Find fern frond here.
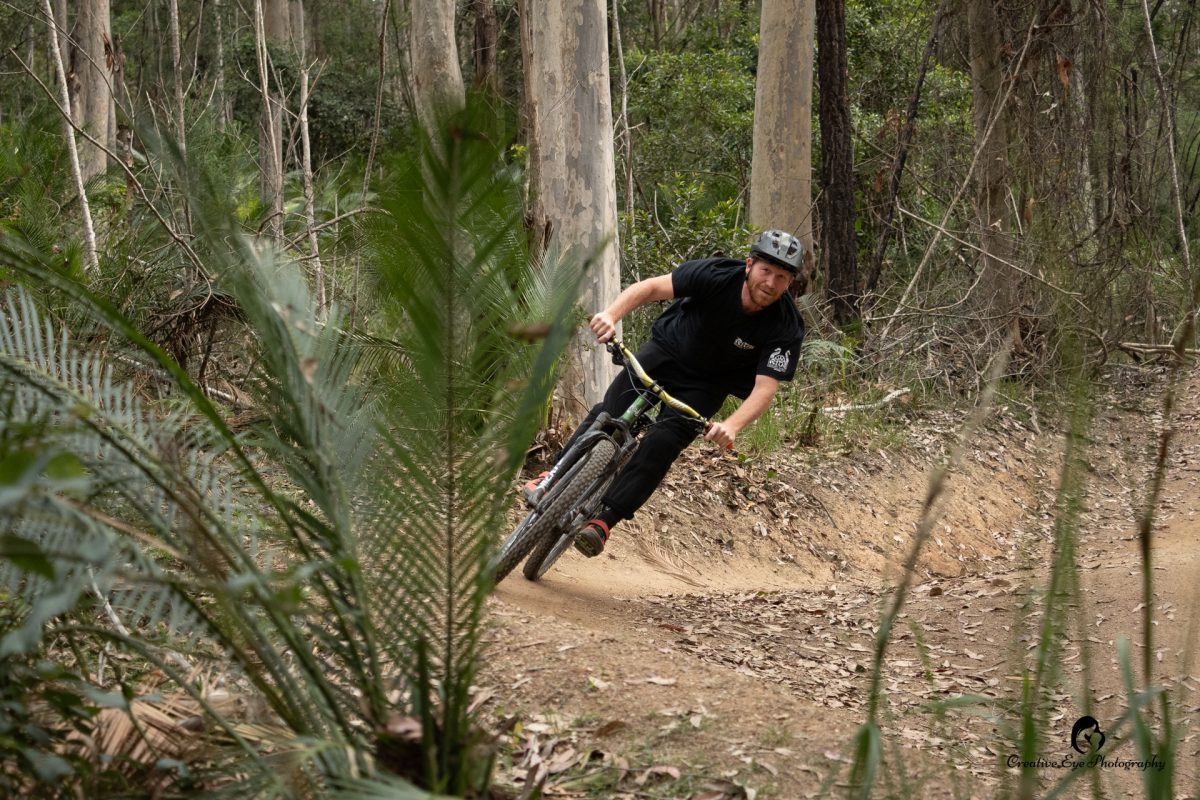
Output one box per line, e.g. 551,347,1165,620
357,98,584,794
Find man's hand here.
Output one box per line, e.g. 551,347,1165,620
590,311,618,343
704,421,737,449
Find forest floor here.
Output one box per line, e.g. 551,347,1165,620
480,364,1200,800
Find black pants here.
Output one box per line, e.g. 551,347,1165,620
560,341,729,523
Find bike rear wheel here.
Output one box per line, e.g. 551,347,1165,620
491,438,617,583
522,438,617,581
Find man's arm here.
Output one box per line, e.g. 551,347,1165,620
589,274,675,342
703,374,781,449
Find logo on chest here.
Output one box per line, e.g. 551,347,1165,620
733,337,755,350
767,347,791,371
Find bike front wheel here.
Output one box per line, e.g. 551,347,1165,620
522,438,617,581
491,437,617,584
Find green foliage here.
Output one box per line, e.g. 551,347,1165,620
0,113,81,279
0,95,580,798
623,47,755,202
620,176,753,345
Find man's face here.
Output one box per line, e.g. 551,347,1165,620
743,257,795,310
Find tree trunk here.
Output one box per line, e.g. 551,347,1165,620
473,0,498,91
52,0,69,87
749,0,816,291
167,0,186,155
968,0,1018,324
42,0,99,273
295,1,326,315
816,0,858,324
214,0,228,131
612,0,637,275
409,0,465,130
257,0,289,240
521,0,621,417
73,0,114,182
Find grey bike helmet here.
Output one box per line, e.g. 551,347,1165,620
749,229,804,274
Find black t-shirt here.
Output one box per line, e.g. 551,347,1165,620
649,257,805,399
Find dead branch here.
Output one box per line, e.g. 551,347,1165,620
821,388,911,414
896,205,1087,306
877,15,1041,342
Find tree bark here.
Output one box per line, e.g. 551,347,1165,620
257,0,289,240
42,0,100,273
73,0,114,182
473,0,499,91
214,0,228,131
521,0,621,416
409,0,466,130
612,0,637,275
749,0,816,292
51,0,69,87
167,0,186,155
295,1,326,315
968,0,1018,324
816,0,858,324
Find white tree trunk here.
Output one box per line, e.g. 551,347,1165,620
295,1,326,315
409,0,465,129
42,0,99,273
522,0,620,415
51,0,69,88
73,0,114,182
257,0,289,239
749,0,815,253
167,0,186,155
214,0,228,130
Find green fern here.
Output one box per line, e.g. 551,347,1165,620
0,95,581,798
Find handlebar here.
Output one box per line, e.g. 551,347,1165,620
607,340,711,426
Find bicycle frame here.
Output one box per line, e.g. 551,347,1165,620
494,338,714,583
527,339,710,510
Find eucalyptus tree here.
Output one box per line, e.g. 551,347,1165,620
750,0,816,280
409,0,466,128
520,0,621,414
63,0,114,182
257,0,292,241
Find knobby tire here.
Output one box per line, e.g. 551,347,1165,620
522,438,618,581
491,438,617,584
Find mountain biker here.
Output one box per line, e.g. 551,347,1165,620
526,229,807,558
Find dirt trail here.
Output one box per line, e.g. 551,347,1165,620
482,368,1200,799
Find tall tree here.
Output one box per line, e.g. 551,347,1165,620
473,0,499,92
42,0,99,273
968,0,1019,328
73,0,115,181
749,0,816,287
816,0,858,323
409,0,466,130
521,0,620,414
256,0,290,240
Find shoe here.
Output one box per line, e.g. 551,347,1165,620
574,519,610,558
522,471,550,506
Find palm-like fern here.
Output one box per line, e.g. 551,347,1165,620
0,96,581,798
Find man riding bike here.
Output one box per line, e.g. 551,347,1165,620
525,229,807,558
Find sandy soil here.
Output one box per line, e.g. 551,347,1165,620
480,366,1200,800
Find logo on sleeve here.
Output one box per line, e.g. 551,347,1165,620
733,337,755,350
767,347,791,371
